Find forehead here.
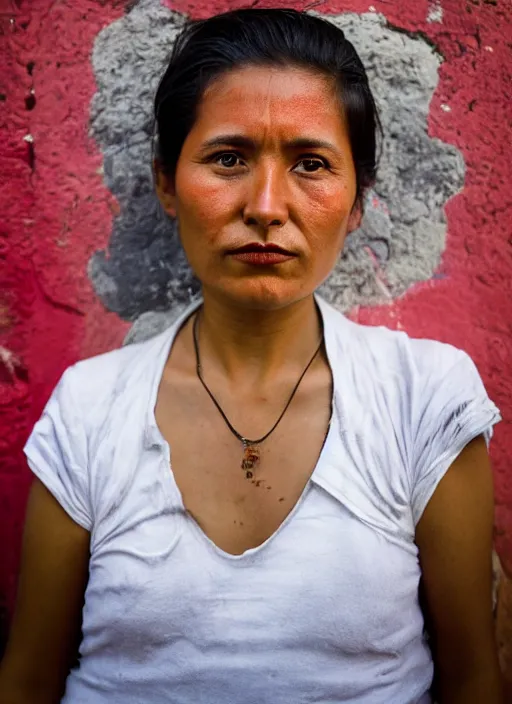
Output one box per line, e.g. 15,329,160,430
194,65,347,140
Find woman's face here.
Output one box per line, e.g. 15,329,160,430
156,65,361,310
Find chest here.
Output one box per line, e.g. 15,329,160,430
155,367,332,555
83,353,425,683
85,479,423,664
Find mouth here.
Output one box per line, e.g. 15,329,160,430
227,242,295,256
226,242,297,266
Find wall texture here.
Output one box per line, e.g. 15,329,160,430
1,0,511,679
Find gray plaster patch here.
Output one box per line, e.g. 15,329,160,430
88,0,464,341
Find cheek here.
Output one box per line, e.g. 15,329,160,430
302,182,355,236
176,167,236,229
298,186,354,271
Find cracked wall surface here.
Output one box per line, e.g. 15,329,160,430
1,0,511,683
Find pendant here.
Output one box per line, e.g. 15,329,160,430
241,442,260,478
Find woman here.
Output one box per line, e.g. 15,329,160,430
0,8,504,704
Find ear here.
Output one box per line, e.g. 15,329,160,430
154,160,177,217
347,199,363,234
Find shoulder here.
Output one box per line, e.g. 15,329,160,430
38,298,202,452
318,294,499,441
317,296,500,530
318,295,468,385
56,329,172,425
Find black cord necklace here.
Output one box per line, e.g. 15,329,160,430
193,310,323,479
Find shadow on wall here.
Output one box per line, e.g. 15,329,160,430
87,0,465,343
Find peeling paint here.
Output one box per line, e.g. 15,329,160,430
426,0,443,23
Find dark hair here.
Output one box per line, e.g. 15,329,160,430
154,8,381,206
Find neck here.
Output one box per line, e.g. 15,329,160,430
196,290,323,388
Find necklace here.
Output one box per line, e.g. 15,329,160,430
193,310,323,479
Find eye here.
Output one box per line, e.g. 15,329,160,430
214,152,242,168
295,157,328,174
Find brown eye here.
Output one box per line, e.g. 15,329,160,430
216,153,240,168
295,158,326,173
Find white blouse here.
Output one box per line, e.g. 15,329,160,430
24,295,501,704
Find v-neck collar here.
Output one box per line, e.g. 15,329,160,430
143,294,349,452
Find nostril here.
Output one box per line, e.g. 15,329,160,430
244,215,283,228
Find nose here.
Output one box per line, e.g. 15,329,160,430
242,162,289,231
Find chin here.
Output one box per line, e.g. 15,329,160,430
206,277,313,311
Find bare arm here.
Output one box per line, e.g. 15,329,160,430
415,435,504,704
0,478,90,704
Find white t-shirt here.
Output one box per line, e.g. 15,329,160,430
24,295,501,704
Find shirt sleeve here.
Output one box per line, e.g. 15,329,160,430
410,347,501,527
24,365,92,531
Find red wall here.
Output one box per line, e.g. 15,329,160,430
1,0,511,673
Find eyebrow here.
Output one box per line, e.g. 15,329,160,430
199,134,340,153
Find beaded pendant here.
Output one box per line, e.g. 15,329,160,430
241,442,260,478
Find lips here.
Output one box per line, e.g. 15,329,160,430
230,245,297,267
227,242,295,256
226,242,297,266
